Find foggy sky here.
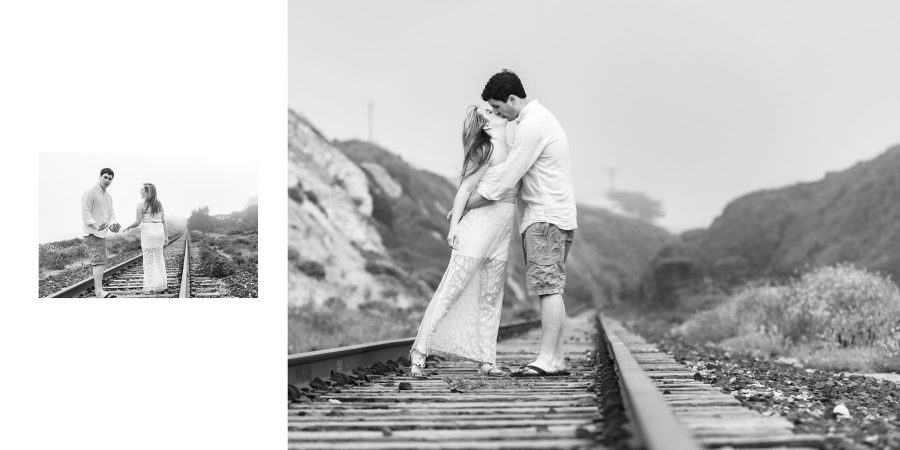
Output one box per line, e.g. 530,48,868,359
290,0,900,231
39,153,258,243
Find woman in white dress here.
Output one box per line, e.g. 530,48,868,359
122,183,168,293
410,105,517,377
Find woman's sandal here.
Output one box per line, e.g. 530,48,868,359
477,363,508,377
410,350,426,377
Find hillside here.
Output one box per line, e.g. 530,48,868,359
288,111,434,309
643,144,900,301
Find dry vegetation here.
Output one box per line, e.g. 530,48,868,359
624,264,900,373
39,235,143,276
187,202,258,297
288,298,425,353
674,264,900,372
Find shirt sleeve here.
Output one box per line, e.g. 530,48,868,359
82,190,96,226
476,123,544,200
109,194,117,224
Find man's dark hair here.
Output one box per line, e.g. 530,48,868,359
481,69,527,102
100,168,114,178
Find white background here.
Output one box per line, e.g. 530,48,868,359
1,1,285,449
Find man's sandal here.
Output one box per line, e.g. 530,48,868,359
512,364,570,377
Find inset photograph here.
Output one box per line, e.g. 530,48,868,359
39,153,258,298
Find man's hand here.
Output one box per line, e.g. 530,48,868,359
109,223,121,233
96,222,108,231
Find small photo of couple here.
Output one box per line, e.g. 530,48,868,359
39,153,259,298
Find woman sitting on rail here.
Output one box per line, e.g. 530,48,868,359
409,106,516,377
122,183,168,294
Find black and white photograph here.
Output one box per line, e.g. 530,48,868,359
39,153,260,298
289,1,900,449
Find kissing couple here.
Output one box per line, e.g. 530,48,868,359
409,69,577,377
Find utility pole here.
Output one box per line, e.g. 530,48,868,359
367,100,374,143
606,167,617,192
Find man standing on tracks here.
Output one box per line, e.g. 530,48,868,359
463,69,578,376
82,168,122,298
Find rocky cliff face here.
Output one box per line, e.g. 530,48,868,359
288,110,431,308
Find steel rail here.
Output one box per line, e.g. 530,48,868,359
288,304,591,386
47,232,186,298
178,232,191,298
288,318,542,386
598,314,702,450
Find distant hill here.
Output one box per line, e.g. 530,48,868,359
643,144,900,301
289,109,674,318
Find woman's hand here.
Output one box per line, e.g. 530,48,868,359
446,224,460,250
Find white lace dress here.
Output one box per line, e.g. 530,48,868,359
140,209,167,292
411,163,517,365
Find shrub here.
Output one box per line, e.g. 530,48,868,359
305,190,320,207
39,246,68,270
288,301,422,353
188,206,218,232
297,260,326,280
323,296,347,311
676,285,789,344
675,263,900,369
786,264,900,349
196,243,237,278
108,236,141,255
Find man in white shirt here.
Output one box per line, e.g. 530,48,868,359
466,70,578,376
82,168,122,297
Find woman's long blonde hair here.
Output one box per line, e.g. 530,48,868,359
142,183,162,215
460,105,493,182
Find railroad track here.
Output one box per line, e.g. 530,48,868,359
185,236,226,298
47,231,224,298
288,311,826,449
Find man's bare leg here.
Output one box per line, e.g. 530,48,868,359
93,265,105,297
524,293,567,372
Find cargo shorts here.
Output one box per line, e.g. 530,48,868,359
522,222,575,296
85,234,108,266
